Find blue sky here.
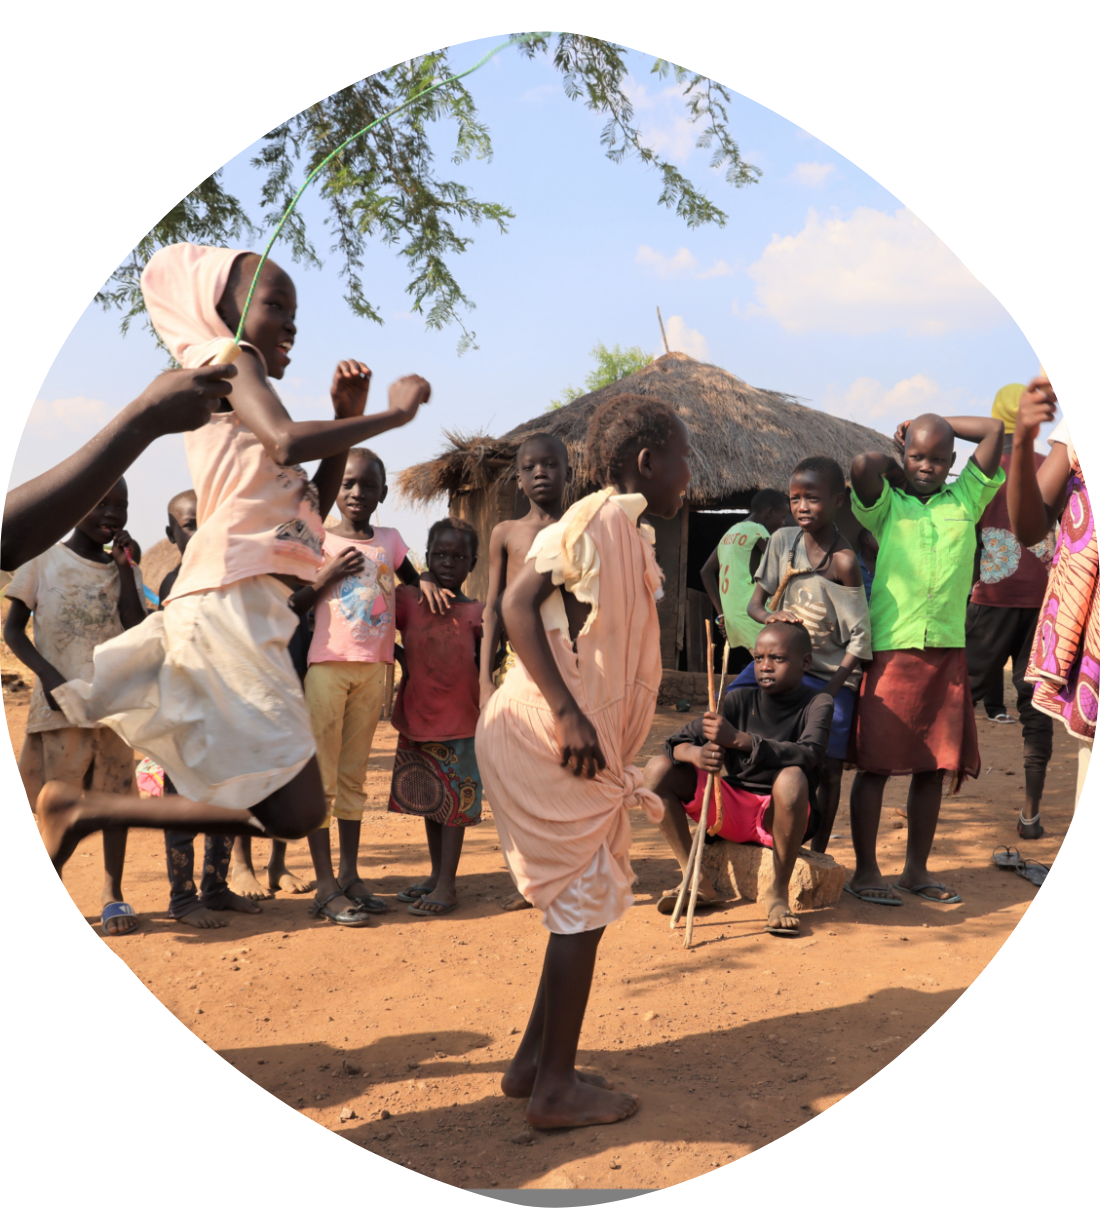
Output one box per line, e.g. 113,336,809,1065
17,35,1043,560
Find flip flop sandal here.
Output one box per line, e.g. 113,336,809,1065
397,883,435,904
309,891,372,927
766,909,800,937
843,882,902,907
992,845,1023,870
1016,860,1050,887
339,882,390,913
656,888,721,915
100,901,139,936
408,898,459,918
895,882,962,904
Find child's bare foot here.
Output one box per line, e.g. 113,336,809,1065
502,892,533,912
656,873,721,915
269,868,312,894
210,891,262,915
36,780,86,870
176,906,228,929
501,1062,612,1099
227,864,274,900
526,1075,639,1129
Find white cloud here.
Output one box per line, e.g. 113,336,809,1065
622,76,699,165
820,374,985,436
519,83,558,104
635,245,732,280
789,162,836,187
662,315,709,361
743,207,1010,335
23,395,115,434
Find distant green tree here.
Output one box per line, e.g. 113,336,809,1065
96,36,759,354
548,341,654,410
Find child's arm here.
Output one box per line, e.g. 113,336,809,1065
2,598,67,710
109,530,147,629
942,415,1005,478
396,557,452,615
288,546,364,616
706,699,831,772
819,547,869,697
699,547,725,635
501,561,605,778
228,351,429,466
479,524,510,703
850,451,906,507
1008,377,1072,546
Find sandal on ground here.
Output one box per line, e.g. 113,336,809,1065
408,898,459,918
396,883,434,904
308,891,372,927
842,882,902,907
656,887,721,915
1016,860,1050,887
339,881,390,913
766,908,800,937
992,845,1023,870
990,713,1017,724
895,881,962,904
1017,811,1045,841
100,901,139,936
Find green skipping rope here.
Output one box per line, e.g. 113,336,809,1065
232,32,548,344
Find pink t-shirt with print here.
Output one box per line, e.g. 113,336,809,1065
307,527,409,665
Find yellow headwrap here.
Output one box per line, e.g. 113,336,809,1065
991,383,1025,435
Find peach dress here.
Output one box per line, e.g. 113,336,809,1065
475,490,665,934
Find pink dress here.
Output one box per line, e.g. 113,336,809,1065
475,491,665,934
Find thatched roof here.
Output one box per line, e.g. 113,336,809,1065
398,352,897,507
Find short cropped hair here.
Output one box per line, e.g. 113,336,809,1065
167,488,197,519
427,516,479,559
516,433,569,466
791,456,845,496
750,488,789,514
760,619,812,660
584,394,680,488
347,446,386,484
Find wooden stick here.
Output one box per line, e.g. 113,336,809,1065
707,642,731,837
657,306,670,356
682,621,720,947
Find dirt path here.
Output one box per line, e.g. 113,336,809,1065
3,674,1074,1193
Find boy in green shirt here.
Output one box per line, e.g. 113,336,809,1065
700,489,791,660
846,412,1005,906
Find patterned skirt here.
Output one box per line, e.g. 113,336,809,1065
388,734,483,827
1026,461,1098,742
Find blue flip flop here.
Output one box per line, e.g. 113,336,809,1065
101,901,139,936
895,882,962,904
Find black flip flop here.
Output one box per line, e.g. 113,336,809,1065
408,898,459,918
339,881,390,913
309,891,372,927
397,883,434,904
766,908,800,937
843,882,902,907
1016,860,1050,887
992,845,1023,871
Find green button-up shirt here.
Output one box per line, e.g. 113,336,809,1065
852,458,1005,651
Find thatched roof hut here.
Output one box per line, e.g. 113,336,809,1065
398,352,896,672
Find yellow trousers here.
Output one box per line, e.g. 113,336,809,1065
304,661,387,824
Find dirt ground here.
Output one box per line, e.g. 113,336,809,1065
2,662,1073,1194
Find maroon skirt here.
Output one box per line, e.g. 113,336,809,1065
852,648,980,792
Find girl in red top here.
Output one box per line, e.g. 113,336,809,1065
389,519,484,917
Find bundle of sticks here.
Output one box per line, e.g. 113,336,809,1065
669,618,730,948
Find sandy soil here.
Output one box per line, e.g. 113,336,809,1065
3,666,1073,1193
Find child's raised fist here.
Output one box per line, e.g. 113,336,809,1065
331,359,372,418
388,375,432,423
1015,376,1058,443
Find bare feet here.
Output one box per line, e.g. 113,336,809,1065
525,1075,639,1129
36,780,86,870
269,868,312,894
656,877,721,915
209,891,262,915
227,864,274,900
765,897,799,937
176,905,228,929
502,892,533,912
502,1063,612,1099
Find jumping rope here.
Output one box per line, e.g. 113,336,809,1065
211,32,550,362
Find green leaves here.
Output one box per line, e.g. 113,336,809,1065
99,37,759,354
548,341,654,409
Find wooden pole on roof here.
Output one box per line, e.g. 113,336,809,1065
657,307,670,355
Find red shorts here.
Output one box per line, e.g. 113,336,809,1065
682,769,810,847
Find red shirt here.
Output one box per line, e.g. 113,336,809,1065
970,448,1055,609
391,586,483,741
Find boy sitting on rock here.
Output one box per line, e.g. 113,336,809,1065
644,620,832,937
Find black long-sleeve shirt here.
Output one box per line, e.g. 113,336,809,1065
663,684,833,797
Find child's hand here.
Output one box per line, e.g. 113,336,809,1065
331,359,372,418
418,578,454,615
388,375,431,425
714,614,726,636
893,419,912,457
765,610,802,626
1015,376,1058,443
136,363,237,434
692,741,725,775
321,546,365,585
39,665,67,712
701,711,738,748
110,530,137,569
556,707,606,779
